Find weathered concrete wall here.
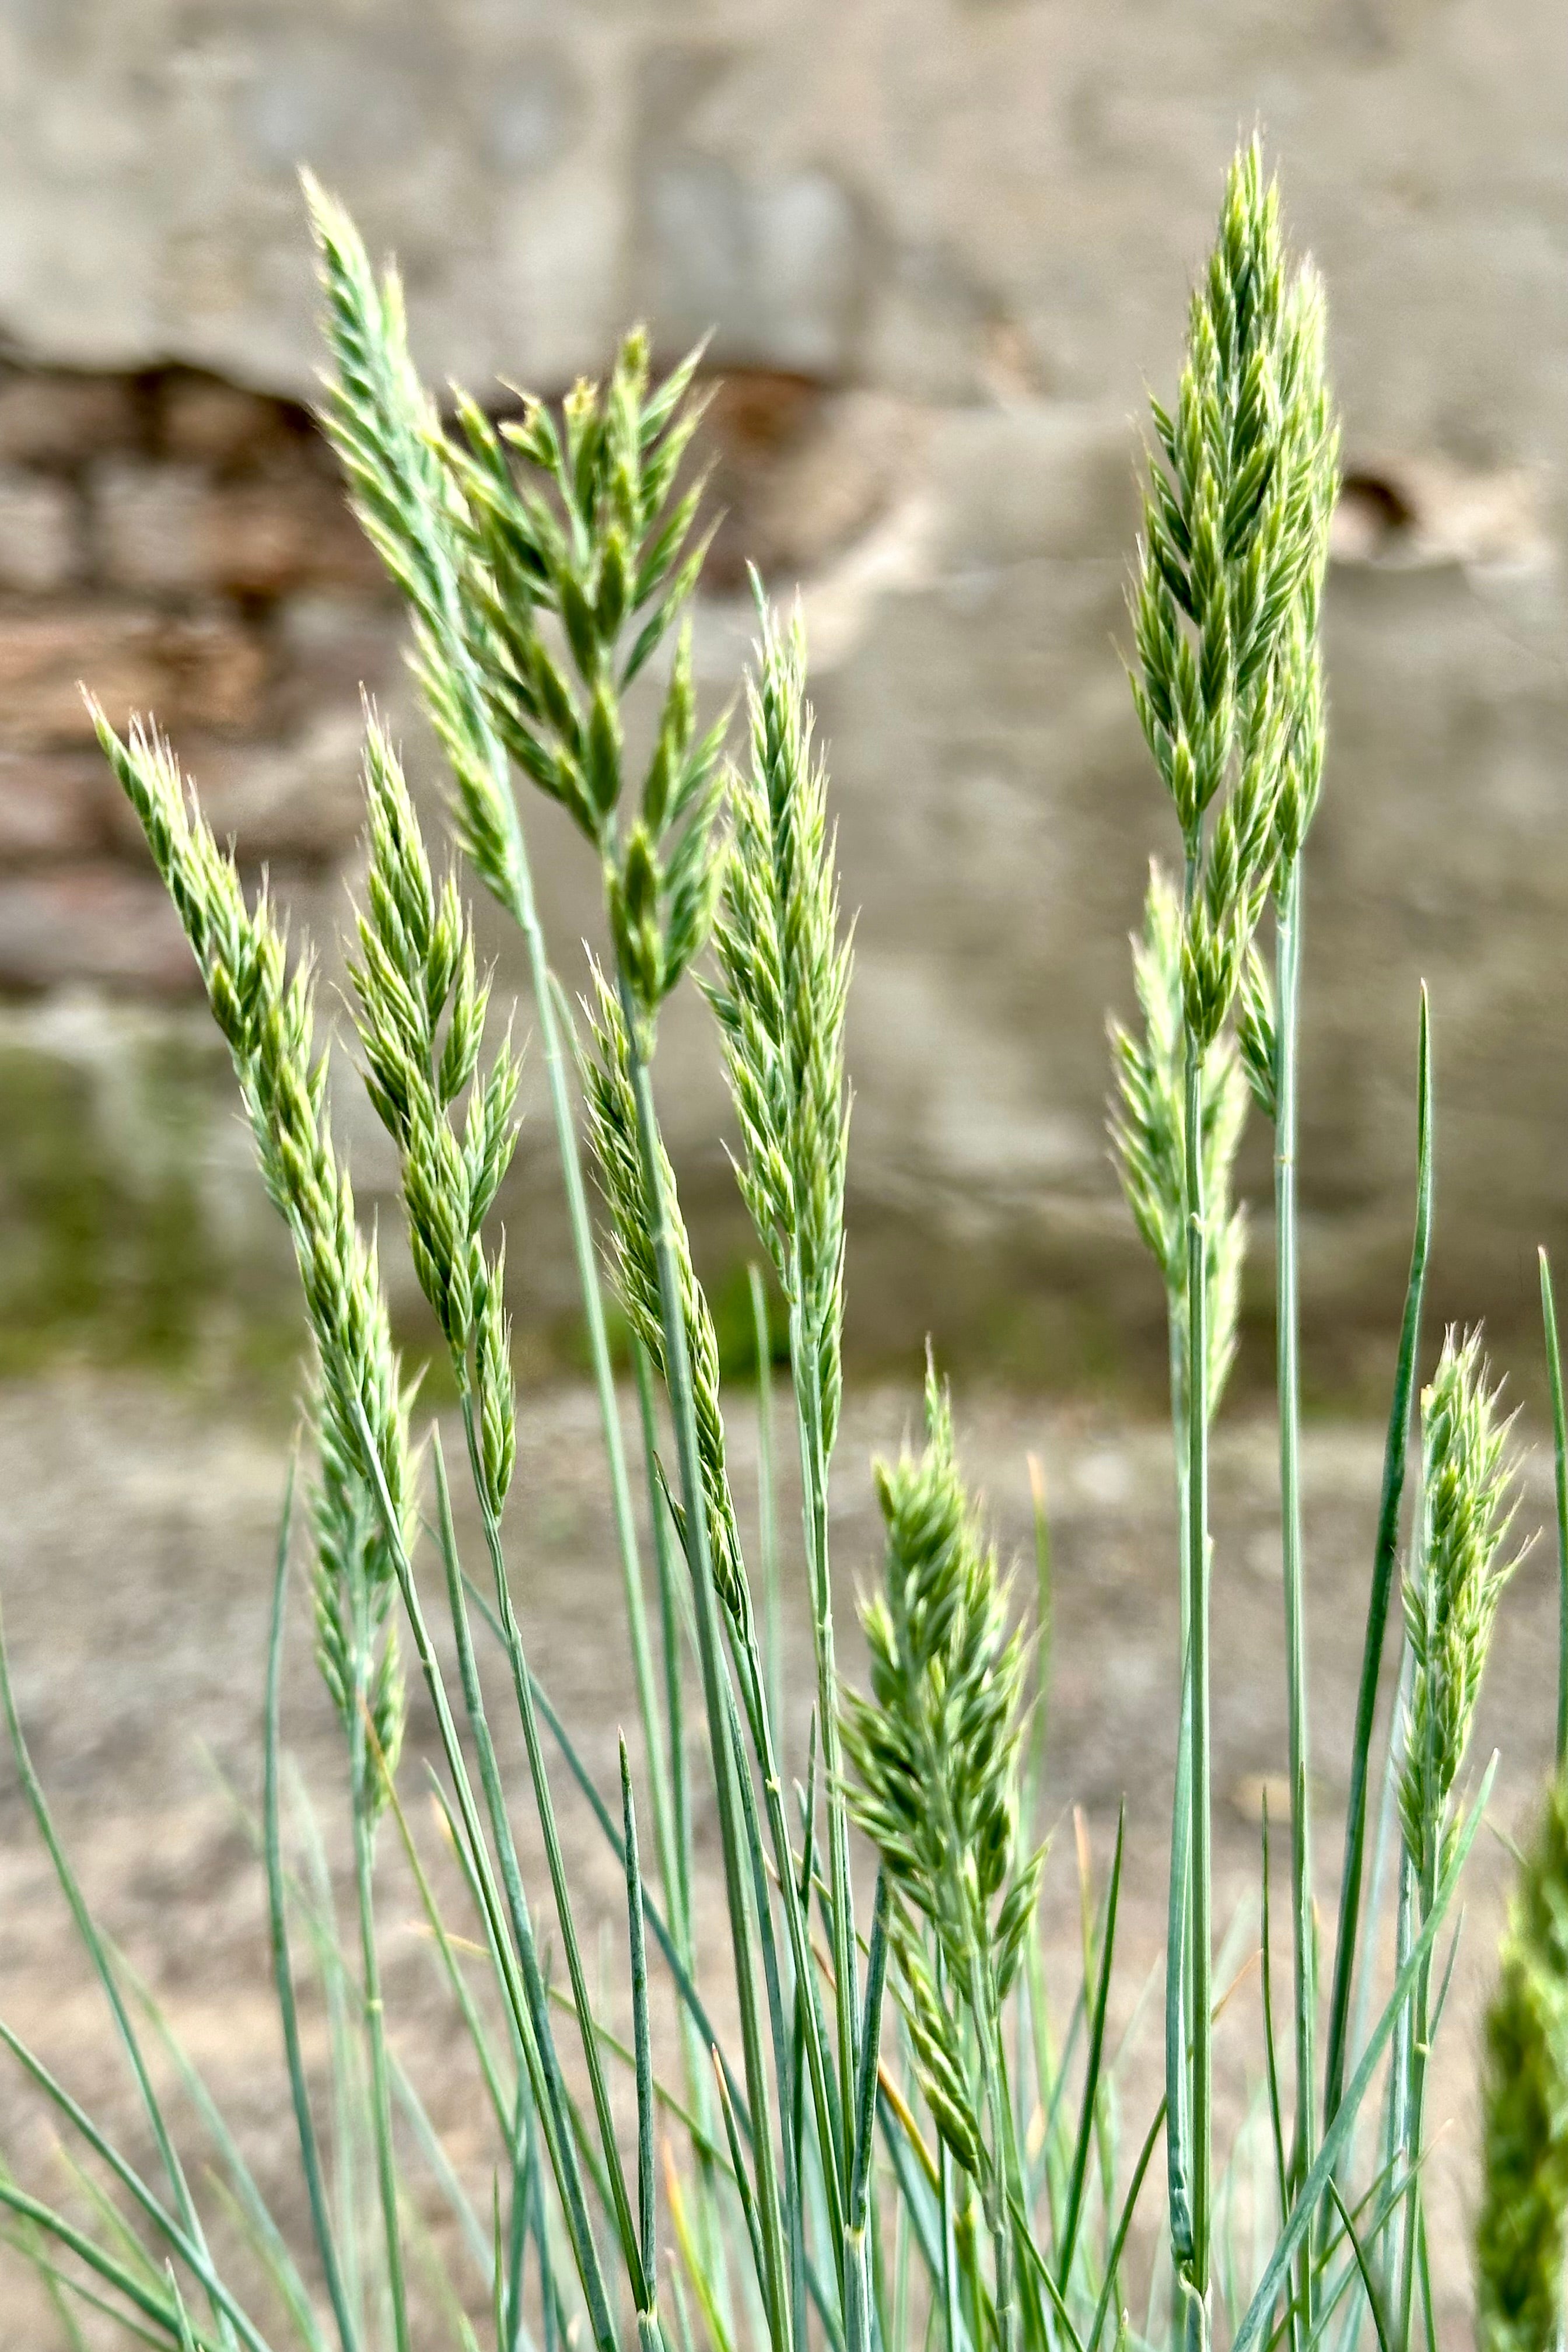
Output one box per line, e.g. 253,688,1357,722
1,4,1566,1385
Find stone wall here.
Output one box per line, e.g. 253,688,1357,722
1,4,1567,1389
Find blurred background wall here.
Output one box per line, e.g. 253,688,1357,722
1,1,1566,1393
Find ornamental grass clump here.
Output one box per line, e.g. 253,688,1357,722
0,132,1557,2352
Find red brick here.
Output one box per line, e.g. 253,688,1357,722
174,713,368,862
0,373,142,467
157,613,269,731
0,865,197,995
156,374,296,468
201,468,380,596
0,752,116,859
0,603,268,746
0,470,81,592
97,460,380,598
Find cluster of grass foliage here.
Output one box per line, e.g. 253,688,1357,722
1,138,1566,2352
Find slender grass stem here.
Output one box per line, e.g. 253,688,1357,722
1182,1027,1213,2330
1233,1760,1494,2352
751,1267,785,1742
1323,992,1432,2137
348,1751,410,2352
729,1630,849,2242
353,1407,620,2352
1274,862,1315,2330
978,2004,1019,2352
621,987,792,2352
1394,1856,1437,2352
1165,1293,1195,2292
453,1405,652,2315
634,1343,695,1949
790,1278,859,2192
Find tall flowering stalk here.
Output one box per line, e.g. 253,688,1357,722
707,592,858,2172
96,707,418,2352
1391,1330,1522,2341
1126,138,1338,2342
842,1366,1043,2352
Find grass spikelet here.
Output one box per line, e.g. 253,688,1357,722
842,1362,1042,2168
1476,1774,1568,2352
1399,1328,1524,1881
441,332,728,1019
346,715,522,1513
707,589,851,1454
1130,136,1338,1036
579,961,746,1620
1108,859,1248,1415
304,173,523,910
94,705,412,1798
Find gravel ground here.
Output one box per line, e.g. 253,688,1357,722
0,1367,1558,2347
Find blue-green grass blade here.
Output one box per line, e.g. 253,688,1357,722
1323,988,1432,2134
290,1762,366,2338
667,2142,741,2352
529,2121,561,2352
1259,1798,1294,2346
716,1657,812,2352
789,1298,859,2215
876,2088,960,2337
428,1448,626,2344
1286,2162,1418,2352
0,2224,171,2352
1008,2193,1087,2352
0,2021,272,2352
542,1982,736,2177
1325,2176,1392,2352
0,2164,99,2352
844,1874,892,2352
119,1958,325,2350
0,1592,236,2352
1058,1807,1125,2290
53,2141,169,2288
1233,1755,1494,2352
751,1265,785,1742
634,1342,695,1951
1165,1633,1195,2273
447,1413,649,2314
354,1400,617,2352
388,2050,492,2281
1427,1905,1465,2045
501,1612,752,2136
347,1679,410,2352
259,1483,359,2352
1415,2207,1436,2352
1085,2095,1166,2352
710,2048,770,2302
169,2269,201,2352
621,1737,659,2305
850,1873,892,2232
503,2097,535,2352
454,1573,747,2150
201,2170,330,2351
373,1748,515,2136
